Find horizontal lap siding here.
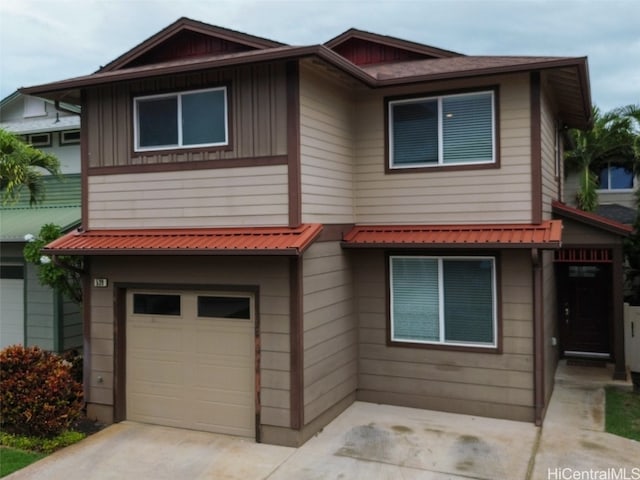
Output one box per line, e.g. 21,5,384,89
303,242,357,424
88,166,288,228
300,63,355,224
86,64,287,168
354,74,532,224
87,256,291,428
540,88,559,219
354,249,535,422
542,249,558,408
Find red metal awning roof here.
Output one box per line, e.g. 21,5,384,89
44,224,323,256
342,221,563,249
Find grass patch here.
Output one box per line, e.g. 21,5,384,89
0,447,45,478
605,386,640,441
0,430,86,478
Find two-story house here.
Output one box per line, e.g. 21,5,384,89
0,92,82,352
22,18,631,447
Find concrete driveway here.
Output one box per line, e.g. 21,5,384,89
6,362,639,480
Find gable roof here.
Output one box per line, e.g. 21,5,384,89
325,28,461,65
99,17,285,73
552,200,633,236
19,18,592,129
0,174,82,242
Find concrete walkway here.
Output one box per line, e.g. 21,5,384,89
531,361,639,479
6,361,639,480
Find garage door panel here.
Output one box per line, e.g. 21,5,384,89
194,365,253,391
194,403,253,435
129,359,184,385
129,323,185,351
127,290,255,438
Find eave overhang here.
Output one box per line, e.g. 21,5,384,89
20,45,591,129
341,221,564,250
43,224,324,256
552,201,633,237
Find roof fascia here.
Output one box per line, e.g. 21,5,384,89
324,28,461,58
99,17,285,73
552,201,632,236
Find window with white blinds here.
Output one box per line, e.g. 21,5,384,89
389,90,495,169
390,256,497,347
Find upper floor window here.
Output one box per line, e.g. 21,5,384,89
389,255,497,349
388,90,495,169
596,163,634,191
133,87,228,152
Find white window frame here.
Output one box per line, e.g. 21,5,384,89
27,132,51,147
389,255,498,348
388,90,496,169
60,130,81,145
133,86,228,152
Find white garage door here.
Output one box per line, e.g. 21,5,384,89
0,265,25,348
126,290,255,437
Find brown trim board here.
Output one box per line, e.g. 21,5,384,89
81,90,89,230
530,71,542,225
287,60,302,227
532,248,545,425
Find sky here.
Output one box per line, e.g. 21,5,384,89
0,0,638,112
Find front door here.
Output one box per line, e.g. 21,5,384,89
557,264,611,357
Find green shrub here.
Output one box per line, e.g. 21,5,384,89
0,345,83,438
61,348,83,385
0,430,86,454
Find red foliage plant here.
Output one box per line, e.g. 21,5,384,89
0,345,83,437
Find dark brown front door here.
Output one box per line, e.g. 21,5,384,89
557,264,611,356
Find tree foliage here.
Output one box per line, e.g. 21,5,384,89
564,104,640,211
0,128,61,205
23,224,83,304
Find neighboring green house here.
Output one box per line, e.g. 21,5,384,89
0,92,82,351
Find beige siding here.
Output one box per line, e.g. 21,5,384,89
86,64,287,168
87,256,290,428
540,88,560,219
354,74,533,225
299,62,355,223
542,249,558,409
302,242,357,424
87,165,288,228
353,249,534,422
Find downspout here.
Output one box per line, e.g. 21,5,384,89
532,248,545,425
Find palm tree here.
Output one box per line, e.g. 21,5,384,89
564,104,640,211
0,128,61,205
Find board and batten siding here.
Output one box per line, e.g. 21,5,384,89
354,74,533,225
302,241,357,424
353,249,535,422
85,64,288,169
87,166,288,229
299,62,355,224
60,294,82,351
86,256,291,429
